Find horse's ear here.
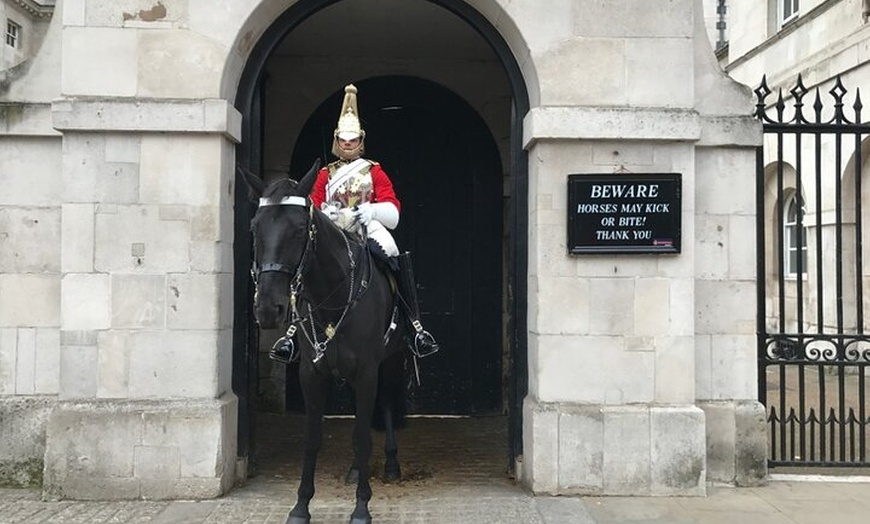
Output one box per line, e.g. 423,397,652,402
236,164,265,202
296,159,321,196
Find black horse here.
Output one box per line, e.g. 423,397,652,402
240,160,408,524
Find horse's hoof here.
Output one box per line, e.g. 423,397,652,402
345,467,360,485
285,508,311,524
349,502,371,524
384,467,401,483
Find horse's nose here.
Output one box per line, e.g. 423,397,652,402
255,301,283,330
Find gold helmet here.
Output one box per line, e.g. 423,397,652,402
334,84,365,141
332,84,366,160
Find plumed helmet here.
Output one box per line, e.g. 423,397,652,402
334,84,365,140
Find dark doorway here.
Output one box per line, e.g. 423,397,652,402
285,76,504,415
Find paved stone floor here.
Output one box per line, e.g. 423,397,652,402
3,415,870,523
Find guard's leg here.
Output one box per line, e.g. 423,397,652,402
396,252,439,357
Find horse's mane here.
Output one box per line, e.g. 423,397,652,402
251,178,307,233
262,177,301,202
255,174,350,239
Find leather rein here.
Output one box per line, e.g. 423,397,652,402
252,195,373,363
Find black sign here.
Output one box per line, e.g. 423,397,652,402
568,173,681,254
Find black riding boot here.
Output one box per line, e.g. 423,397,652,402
396,252,439,358
269,325,299,364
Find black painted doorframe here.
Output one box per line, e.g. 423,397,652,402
232,0,530,466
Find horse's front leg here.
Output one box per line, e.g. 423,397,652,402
349,369,378,524
287,369,329,524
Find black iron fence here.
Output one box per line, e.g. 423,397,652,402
756,74,870,467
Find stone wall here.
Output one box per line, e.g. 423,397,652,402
42,396,237,500
0,108,62,486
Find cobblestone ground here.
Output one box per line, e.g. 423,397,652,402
2,415,558,524
0,490,167,524
231,413,539,523
0,485,558,524
9,414,870,523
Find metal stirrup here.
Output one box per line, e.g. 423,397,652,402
411,320,439,358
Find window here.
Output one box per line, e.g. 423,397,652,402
784,194,807,277
780,0,799,25
6,20,20,48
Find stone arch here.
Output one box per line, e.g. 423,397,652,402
219,0,537,109
226,0,533,461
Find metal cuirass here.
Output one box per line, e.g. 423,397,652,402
327,162,373,208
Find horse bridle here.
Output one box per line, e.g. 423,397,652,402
251,195,315,316
252,194,371,363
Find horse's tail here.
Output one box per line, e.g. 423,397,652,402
372,349,408,431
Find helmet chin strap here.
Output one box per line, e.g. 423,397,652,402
332,138,365,161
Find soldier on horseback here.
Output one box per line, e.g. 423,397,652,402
272,83,438,363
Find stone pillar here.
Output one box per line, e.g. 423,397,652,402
692,0,768,486
520,110,707,495
28,0,247,499
515,0,766,495
43,98,242,499
0,103,63,487
0,0,63,488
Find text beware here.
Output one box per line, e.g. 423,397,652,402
589,184,660,199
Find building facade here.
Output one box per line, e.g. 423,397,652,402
0,0,765,499
1,1,54,76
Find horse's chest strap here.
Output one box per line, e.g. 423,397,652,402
305,278,369,363
296,241,370,363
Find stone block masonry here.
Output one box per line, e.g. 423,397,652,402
42,394,237,500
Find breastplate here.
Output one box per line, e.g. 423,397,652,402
329,166,373,208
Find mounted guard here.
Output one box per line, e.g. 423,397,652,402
271,84,439,365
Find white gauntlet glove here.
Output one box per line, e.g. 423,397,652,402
322,202,359,232
353,203,375,226
353,202,399,229
321,202,343,222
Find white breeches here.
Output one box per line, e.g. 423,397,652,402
330,208,399,256
366,220,399,257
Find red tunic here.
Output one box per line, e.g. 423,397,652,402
310,161,401,212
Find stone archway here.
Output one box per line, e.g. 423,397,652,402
231,0,530,473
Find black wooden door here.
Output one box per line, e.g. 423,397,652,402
288,76,503,414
